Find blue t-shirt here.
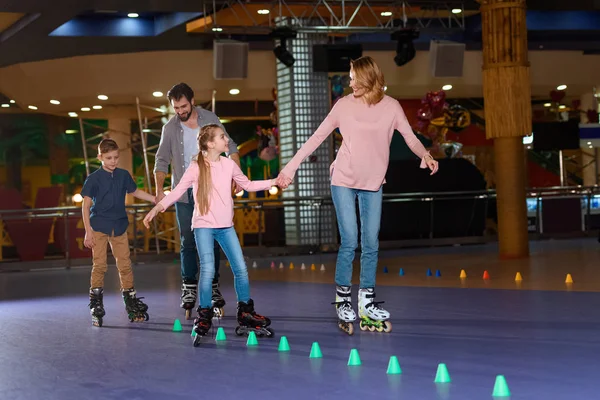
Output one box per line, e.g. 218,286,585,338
80,167,137,236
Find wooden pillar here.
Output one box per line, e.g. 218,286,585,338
480,0,531,258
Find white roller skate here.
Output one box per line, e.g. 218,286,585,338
358,288,392,333
331,285,357,335
180,281,197,320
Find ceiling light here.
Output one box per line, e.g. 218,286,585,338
384,86,388,92
68,112,78,117
97,95,108,100
452,8,462,14
28,105,38,110
152,91,163,97
1,104,9,108
50,99,60,105
442,84,453,91
257,9,270,15
81,107,91,111
65,130,78,134
235,190,244,197
269,186,279,195
212,27,223,32
92,105,102,110
544,103,551,107
127,13,139,18
558,105,566,109
557,84,567,91
229,88,240,95
9,100,15,104
587,142,592,145
381,11,392,17
72,193,83,203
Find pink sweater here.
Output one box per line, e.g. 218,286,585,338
158,156,274,228
280,94,430,191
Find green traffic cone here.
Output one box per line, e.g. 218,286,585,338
278,336,290,352
172,319,183,332
190,328,196,337
347,349,362,366
309,342,323,358
386,356,402,374
434,363,451,383
215,327,227,341
246,331,258,346
492,375,511,397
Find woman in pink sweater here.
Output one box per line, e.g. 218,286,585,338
277,56,439,335
144,124,275,345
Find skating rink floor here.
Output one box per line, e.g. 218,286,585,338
1,238,600,400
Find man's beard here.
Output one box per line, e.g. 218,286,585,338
179,112,191,122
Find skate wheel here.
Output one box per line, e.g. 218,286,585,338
359,320,368,331
185,309,192,320
192,334,202,347
338,321,354,336
92,318,103,327
213,307,224,319
144,313,150,321
234,326,245,336
368,325,376,332
383,321,392,333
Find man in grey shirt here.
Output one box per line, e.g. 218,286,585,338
154,83,240,319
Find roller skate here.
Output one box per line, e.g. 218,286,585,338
180,280,198,320
357,288,392,333
211,282,226,318
192,307,213,347
234,299,274,338
331,285,356,335
122,288,149,322
88,287,106,327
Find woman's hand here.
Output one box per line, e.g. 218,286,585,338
424,155,439,175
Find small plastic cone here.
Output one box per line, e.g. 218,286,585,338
459,269,467,278
279,262,284,269
483,270,490,280
311,263,316,271
435,269,441,277
427,268,432,276
434,363,451,383
492,375,511,397
246,331,258,346
399,268,405,276
347,349,362,366
252,261,257,269
278,336,290,352
216,327,227,341
386,356,402,374
270,261,275,268
565,273,573,283
289,262,294,270
172,319,183,332
515,272,523,281
301,263,306,270
320,264,326,271
383,266,388,273
309,342,322,358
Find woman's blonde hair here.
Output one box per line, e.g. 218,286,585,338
349,56,385,105
195,124,222,216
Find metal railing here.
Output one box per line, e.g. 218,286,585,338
0,185,599,266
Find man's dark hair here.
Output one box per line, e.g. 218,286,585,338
167,83,194,103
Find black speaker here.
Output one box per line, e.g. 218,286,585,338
312,44,363,72
532,119,580,151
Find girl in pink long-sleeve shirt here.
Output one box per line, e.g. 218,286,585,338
277,56,439,335
144,124,275,344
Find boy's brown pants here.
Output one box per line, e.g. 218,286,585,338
90,231,134,290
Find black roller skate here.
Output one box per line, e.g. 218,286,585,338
234,299,274,338
88,287,106,327
181,280,198,320
192,307,213,347
211,282,226,319
122,288,149,322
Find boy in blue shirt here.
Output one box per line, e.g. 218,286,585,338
81,138,155,327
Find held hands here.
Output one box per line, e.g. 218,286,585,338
143,204,164,228
275,172,293,189
424,154,439,175
155,191,166,204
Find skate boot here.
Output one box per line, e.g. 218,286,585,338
192,307,214,347
331,285,357,335
235,299,274,338
211,282,226,318
180,280,198,320
358,288,392,333
88,287,106,327
122,288,149,322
